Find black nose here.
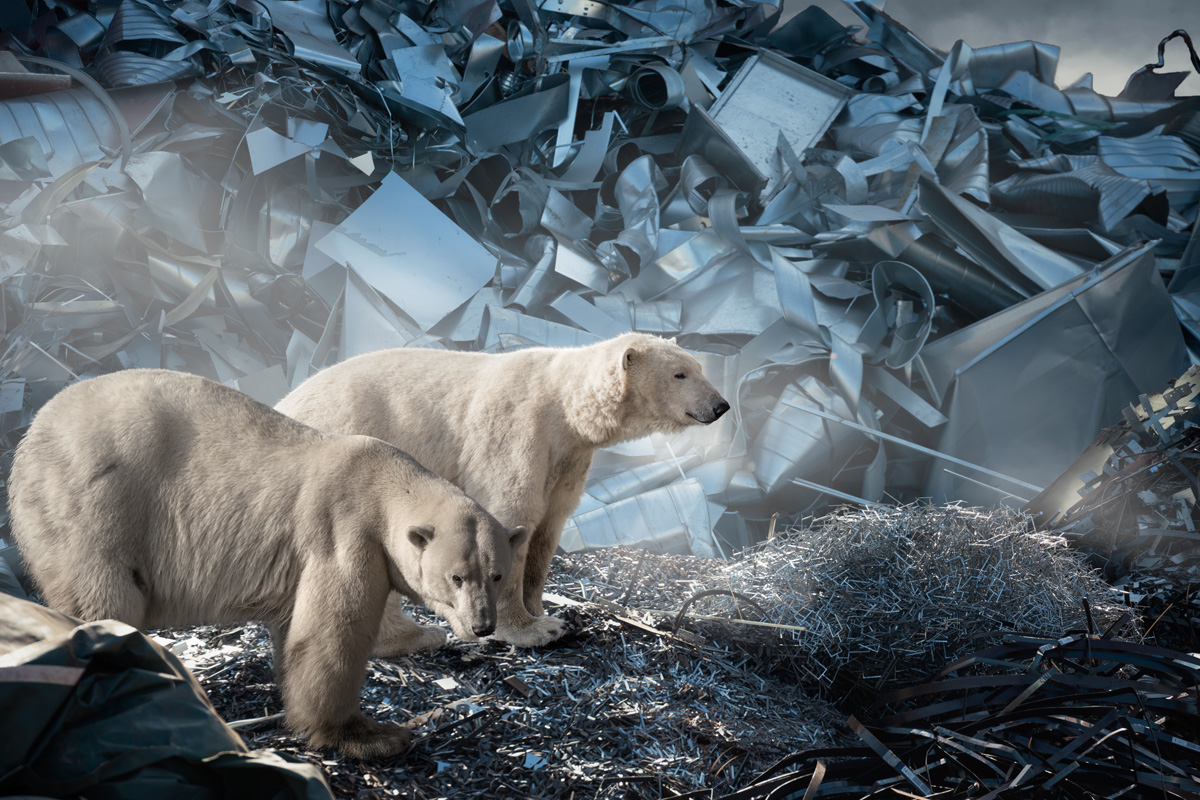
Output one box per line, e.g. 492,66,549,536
473,623,495,638
712,399,730,420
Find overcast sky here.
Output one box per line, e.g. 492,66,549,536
790,0,1199,97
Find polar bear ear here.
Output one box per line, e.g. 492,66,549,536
508,525,529,549
667,336,677,344
407,526,434,550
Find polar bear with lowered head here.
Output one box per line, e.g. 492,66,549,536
9,369,526,759
276,332,729,650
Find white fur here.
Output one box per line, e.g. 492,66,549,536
9,369,526,758
276,333,728,647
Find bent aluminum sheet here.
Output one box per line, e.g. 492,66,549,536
315,173,498,331
921,243,1188,505
559,478,721,558
0,87,121,178
263,0,360,74
690,50,851,184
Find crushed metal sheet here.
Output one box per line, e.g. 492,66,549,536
922,242,1187,505
315,173,497,331
695,50,852,185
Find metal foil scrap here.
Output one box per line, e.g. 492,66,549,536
0,1,1198,559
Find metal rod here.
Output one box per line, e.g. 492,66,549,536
941,468,1030,504
783,400,1045,493
791,477,880,507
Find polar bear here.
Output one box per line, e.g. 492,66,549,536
8,369,527,759
276,332,729,649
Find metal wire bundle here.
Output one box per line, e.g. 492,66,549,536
698,504,1130,691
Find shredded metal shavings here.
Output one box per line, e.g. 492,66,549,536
159,552,843,800
685,504,1131,698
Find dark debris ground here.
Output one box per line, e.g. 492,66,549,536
159,552,844,800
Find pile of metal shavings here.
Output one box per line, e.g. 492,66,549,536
1029,364,1200,652
155,554,845,800
678,633,1200,800
679,504,1134,701
2,1,1200,558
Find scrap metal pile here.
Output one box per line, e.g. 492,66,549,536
1029,364,1200,652
691,504,1129,694
165,561,845,800
1,0,1199,554
692,632,1200,799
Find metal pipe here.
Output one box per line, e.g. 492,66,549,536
784,400,1045,493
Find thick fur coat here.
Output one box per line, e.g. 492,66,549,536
276,333,729,648
9,369,526,758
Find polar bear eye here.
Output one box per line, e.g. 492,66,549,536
674,373,686,380
451,575,463,587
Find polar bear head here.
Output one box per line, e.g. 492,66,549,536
403,503,528,641
584,333,730,443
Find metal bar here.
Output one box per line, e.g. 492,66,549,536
783,400,1045,493
942,468,1031,504
790,477,881,507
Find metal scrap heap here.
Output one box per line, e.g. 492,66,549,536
1,2,1198,553
1029,364,1200,652
696,504,1129,692
2,3,1200,798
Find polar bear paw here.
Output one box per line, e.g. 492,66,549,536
373,622,448,658
314,716,413,759
492,614,569,647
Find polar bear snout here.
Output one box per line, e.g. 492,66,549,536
454,591,497,640
688,395,730,424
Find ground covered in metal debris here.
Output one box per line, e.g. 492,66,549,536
164,561,843,799
155,504,1200,800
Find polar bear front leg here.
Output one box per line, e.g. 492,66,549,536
520,468,589,617
373,592,447,657
284,566,412,758
491,527,569,647
521,515,569,617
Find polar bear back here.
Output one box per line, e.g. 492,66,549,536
276,334,728,523
277,346,581,498
9,369,414,627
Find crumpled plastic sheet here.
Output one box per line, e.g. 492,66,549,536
0,0,1196,555
0,593,333,799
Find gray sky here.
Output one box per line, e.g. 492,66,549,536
792,0,1199,97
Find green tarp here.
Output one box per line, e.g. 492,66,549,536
0,594,332,800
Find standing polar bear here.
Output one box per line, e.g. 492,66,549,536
276,332,729,649
9,369,526,759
